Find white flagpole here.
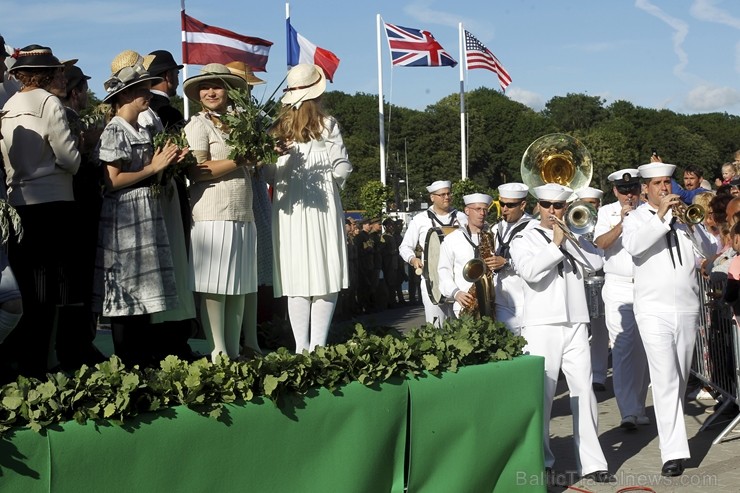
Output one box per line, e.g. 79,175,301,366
377,14,387,186
458,23,467,181
181,0,190,119
286,2,291,70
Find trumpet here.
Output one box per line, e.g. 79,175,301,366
672,202,705,225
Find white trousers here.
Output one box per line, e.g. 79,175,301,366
602,277,649,419
522,323,608,475
421,278,452,327
636,311,697,463
495,303,521,337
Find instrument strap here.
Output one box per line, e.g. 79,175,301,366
535,229,577,277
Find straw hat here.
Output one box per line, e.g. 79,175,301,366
102,50,162,103
9,45,63,72
280,63,326,106
225,61,265,86
182,63,248,103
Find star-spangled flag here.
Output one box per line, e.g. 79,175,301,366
287,19,340,82
181,12,272,71
464,30,511,91
384,23,457,68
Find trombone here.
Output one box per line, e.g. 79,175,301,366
549,200,598,246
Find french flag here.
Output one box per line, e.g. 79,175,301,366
286,19,340,82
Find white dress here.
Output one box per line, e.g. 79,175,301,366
265,116,352,297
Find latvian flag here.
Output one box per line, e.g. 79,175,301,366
287,19,340,82
182,13,272,71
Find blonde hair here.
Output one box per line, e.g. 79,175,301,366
271,99,327,143
692,191,715,210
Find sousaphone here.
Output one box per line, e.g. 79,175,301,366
521,133,593,193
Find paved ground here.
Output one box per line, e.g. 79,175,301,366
96,303,740,492
334,304,740,493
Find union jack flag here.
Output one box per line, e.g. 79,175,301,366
384,23,457,68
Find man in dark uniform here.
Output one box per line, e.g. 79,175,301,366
145,50,185,129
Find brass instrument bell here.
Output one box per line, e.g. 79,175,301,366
521,133,593,193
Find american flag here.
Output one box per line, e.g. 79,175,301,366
464,30,511,91
384,23,457,68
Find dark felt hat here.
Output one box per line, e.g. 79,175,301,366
145,50,183,77
9,44,63,72
0,36,9,57
63,63,91,91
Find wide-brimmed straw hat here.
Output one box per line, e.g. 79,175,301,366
182,63,249,103
9,44,63,72
280,63,326,106
224,61,265,86
102,50,162,103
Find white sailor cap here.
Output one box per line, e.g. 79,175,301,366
576,187,603,200
637,162,676,179
534,183,573,202
497,182,528,199
427,180,452,193
463,193,493,206
607,168,640,185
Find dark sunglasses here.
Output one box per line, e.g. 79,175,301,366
538,201,566,210
616,185,640,194
499,201,523,208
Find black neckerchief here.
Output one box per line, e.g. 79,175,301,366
496,219,532,259
649,210,682,268
535,228,577,277
427,208,458,227
462,225,481,256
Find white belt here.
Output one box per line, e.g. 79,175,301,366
605,273,634,283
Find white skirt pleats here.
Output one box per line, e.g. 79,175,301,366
190,220,257,295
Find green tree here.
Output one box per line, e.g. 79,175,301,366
359,180,391,219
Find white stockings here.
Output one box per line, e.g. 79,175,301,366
287,293,338,354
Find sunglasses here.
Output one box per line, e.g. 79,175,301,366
499,201,523,208
538,201,566,210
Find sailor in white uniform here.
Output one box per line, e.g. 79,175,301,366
575,186,609,392
622,162,715,477
398,180,467,326
438,193,494,317
488,183,535,336
593,169,650,430
510,184,612,483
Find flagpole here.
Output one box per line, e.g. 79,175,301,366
181,0,190,120
377,14,387,186
458,23,467,181
286,2,291,70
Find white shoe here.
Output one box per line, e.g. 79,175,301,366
620,415,637,430
696,389,714,400
636,415,650,425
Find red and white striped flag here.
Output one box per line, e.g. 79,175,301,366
464,30,511,91
181,12,273,71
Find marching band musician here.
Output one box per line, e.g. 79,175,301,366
399,180,467,326
437,193,494,317
510,183,613,483
593,169,650,430
488,183,535,336
622,162,715,477
575,186,609,393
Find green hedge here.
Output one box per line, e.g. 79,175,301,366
0,316,525,434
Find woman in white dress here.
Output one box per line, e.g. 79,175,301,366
182,64,257,362
267,64,352,353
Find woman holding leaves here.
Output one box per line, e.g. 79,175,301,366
182,64,257,362
267,64,352,354
93,50,187,366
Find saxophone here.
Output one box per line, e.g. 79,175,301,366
460,228,496,318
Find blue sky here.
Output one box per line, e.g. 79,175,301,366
2,0,740,114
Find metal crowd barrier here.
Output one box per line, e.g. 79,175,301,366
691,270,740,444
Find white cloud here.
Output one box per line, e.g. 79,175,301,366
684,84,740,112
506,87,545,112
635,0,690,80
404,0,494,38
690,0,740,29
